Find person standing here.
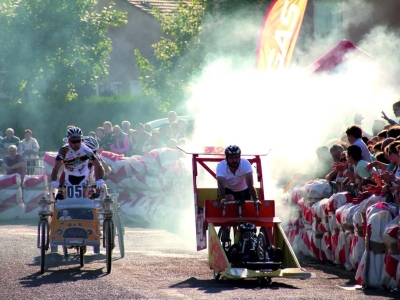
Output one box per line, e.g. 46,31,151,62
0,128,20,158
19,129,40,175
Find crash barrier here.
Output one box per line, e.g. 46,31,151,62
0,149,192,224
0,173,48,220
284,179,400,290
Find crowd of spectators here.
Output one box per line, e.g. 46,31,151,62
94,110,190,157
0,110,192,180
305,99,400,204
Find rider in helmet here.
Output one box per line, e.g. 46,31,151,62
83,136,111,182
51,127,105,198
216,145,259,203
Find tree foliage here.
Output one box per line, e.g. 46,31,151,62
0,0,127,103
134,0,271,112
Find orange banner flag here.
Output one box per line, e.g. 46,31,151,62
256,0,308,71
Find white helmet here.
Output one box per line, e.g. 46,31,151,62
83,136,99,151
66,127,83,139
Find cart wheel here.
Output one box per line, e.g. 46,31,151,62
213,270,221,280
104,220,113,273
115,210,125,258
257,277,272,286
217,227,231,252
79,247,85,267
260,227,271,249
256,232,267,261
63,246,68,258
40,220,48,274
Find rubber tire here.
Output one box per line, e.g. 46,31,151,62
213,270,221,280
114,211,125,258
260,226,272,251
217,227,231,252
256,232,267,261
40,221,47,274
105,220,113,273
63,246,68,258
79,247,85,267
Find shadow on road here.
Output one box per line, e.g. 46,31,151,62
170,276,300,293
22,251,120,285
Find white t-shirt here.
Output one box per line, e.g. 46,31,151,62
353,138,371,162
216,158,253,192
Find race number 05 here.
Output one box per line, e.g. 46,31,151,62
66,185,83,198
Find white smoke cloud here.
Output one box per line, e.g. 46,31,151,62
184,3,400,202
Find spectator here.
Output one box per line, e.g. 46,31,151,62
178,138,187,146
175,119,187,140
345,124,371,162
170,122,178,140
372,120,386,136
377,141,400,188
129,129,138,151
88,131,97,139
329,144,345,163
294,146,335,181
0,128,20,158
167,111,178,124
99,121,114,152
110,125,130,156
133,123,150,155
143,131,166,153
167,138,178,149
381,99,400,125
372,141,383,155
333,145,373,190
96,127,105,153
159,123,171,145
121,120,131,134
2,145,26,182
19,129,40,175
144,123,152,134
377,130,387,141
386,126,400,139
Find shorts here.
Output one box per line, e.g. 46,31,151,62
224,188,251,201
66,174,87,186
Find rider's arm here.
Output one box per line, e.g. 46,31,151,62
51,160,63,181
245,172,258,200
217,176,226,200
91,157,105,180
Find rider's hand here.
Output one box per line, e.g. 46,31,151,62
51,181,60,188
95,178,104,189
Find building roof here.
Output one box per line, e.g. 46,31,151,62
126,0,185,16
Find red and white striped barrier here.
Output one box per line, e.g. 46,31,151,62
0,174,23,220
22,174,48,219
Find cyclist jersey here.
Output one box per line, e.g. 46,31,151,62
55,143,96,176
216,158,253,192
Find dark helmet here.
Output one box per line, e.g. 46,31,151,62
66,127,83,139
225,145,241,157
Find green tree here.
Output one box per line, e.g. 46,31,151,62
0,0,127,103
134,0,271,112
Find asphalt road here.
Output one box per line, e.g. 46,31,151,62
0,219,397,300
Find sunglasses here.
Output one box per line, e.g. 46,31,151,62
69,139,82,144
